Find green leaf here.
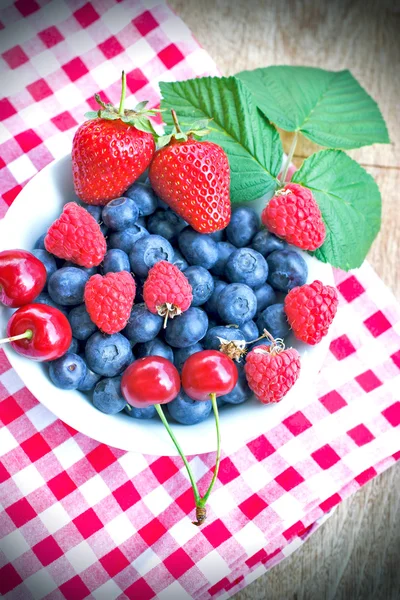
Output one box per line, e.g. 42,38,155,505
127,116,158,136
84,111,99,119
160,76,282,202
237,66,390,149
291,150,381,269
134,100,149,111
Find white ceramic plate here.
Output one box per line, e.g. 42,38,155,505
0,155,334,455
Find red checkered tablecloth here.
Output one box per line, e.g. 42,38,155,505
0,2,399,599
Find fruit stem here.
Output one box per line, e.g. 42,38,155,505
118,71,126,116
198,393,221,507
171,109,182,134
0,329,33,345
154,404,201,504
280,131,298,185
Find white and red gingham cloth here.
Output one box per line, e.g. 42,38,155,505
0,2,399,599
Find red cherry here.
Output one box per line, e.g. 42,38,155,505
0,250,47,308
181,350,238,401
121,356,181,408
3,304,72,362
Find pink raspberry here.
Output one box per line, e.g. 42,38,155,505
245,344,301,404
143,261,192,327
45,202,106,268
262,183,326,250
284,279,338,345
84,272,136,335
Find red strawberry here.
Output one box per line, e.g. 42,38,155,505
262,183,326,250
149,110,231,234
284,280,338,345
143,260,192,327
245,340,301,404
45,202,106,268
84,272,136,335
72,72,157,206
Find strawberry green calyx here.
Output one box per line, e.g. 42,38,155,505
84,71,161,136
157,109,211,148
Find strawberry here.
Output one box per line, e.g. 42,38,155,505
149,110,231,234
72,71,158,206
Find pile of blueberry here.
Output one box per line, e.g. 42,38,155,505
33,177,308,426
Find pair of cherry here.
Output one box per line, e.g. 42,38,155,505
0,250,72,360
122,351,237,525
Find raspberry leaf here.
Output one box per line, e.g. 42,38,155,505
160,76,282,202
237,66,389,150
292,150,381,270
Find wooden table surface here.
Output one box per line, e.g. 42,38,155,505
169,1,400,598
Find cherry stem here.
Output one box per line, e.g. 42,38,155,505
171,109,182,134
154,404,200,504
0,329,33,345
163,311,169,329
280,131,298,185
118,71,126,116
198,393,221,506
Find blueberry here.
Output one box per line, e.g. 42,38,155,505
109,225,149,254
168,390,212,425
217,397,226,408
226,207,259,247
178,229,218,269
210,242,235,277
124,405,156,419
204,325,246,350
34,233,47,249
135,279,144,303
102,197,139,231
49,353,87,390
157,197,170,211
147,209,188,242
93,376,125,414
208,229,225,242
256,303,290,339
240,320,259,342
48,267,89,306
135,338,174,362
225,248,268,289
137,216,147,228
267,250,308,292
217,283,257,326
102,249,130,274
249,338,272,350
63,261,97,277
251,230,287,256
172,249,188,271
220,365,252,404
83,205,102,221
68,304,97,341
77,356,102,391
85,332,133,377
204,280,228,318
173,343,203,372
165,307,208,348
68,337,80,354
124,182,158,216
207,318,219,330
184,266,214,306
32,249,57,287
35,292,68,315
254,283,277,315
100,223,108,237
129,234,174,278
123,304,163,344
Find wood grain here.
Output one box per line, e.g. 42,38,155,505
169,1,400,598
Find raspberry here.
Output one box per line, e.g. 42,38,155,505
84,272,136,334
245,344,301,404
143,260,193,327
284,280,339,345
45,203,106,268
261,183,325,250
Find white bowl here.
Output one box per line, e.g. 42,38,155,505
0,155,334,456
